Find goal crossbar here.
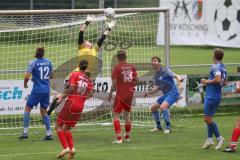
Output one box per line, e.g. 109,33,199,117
0,8,169,15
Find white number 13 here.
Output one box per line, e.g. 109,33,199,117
122,69,133,82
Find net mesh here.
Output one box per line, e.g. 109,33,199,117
0,11,166,129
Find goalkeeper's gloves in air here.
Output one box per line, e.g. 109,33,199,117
85,15,95,25
106,20,116,31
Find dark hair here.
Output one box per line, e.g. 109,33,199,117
35,47,44,58
79,59,88,71
117,50,127,61
214,48,224,61
151,56,161,63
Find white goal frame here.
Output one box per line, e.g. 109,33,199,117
0,7,170,68
0,8,170,129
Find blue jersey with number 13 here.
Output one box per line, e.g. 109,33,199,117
27,58,52,93
205,63,227,100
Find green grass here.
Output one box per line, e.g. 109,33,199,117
0,115,239,160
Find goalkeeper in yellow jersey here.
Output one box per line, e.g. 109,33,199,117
77,15,116,77
47,16,115,116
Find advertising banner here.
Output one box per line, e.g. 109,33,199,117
157,0,240,48
0,76,187,115
0,80,39,115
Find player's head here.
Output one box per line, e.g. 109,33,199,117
84,40,93,49
79,59,88,71
151,56,161,69
213,48,224,62
35,46,44,59
117,50,127,62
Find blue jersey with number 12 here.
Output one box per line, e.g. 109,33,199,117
27,58,52,93
205,63,227,100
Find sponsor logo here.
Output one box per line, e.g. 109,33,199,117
0,87,22,100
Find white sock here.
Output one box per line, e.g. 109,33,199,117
216,136,222,142
46,130,52,136
23,127,28,134
207,138,213,142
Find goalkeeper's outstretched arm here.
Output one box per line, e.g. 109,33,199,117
78,15,95,46
97,21,116,48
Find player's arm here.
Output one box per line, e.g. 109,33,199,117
86,90,94,99
24,72,31,88
168,69,184,82
201,75,221,85
108,79,116,101
201,67,222,85
144,85,160,97
78,15,95,47
174,74,184,82
24,61,34,88
96,21,116,48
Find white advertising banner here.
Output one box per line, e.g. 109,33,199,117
0,76,187,115
84,75,187,111
0,80,39,115
157,0,240,48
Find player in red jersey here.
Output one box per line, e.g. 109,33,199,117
55,60,94,159
108,50,138,144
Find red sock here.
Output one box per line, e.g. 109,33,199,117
125,122,131,139
113,119,122,140
57,130,68,149
65,131,74,150
230,128,240,149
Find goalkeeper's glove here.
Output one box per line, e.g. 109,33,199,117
85,15,95,25
106,20,116,31
47,97,60,116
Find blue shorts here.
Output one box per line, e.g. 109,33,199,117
157,91,179,107
26,92,50,109
204,98,221,116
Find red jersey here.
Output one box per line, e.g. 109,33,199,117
112,62,138,98
67,71,93,107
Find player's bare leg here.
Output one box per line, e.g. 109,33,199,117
56,123,70,158
160,102,171,134
150,103,162,132
123,111,131,142
112,112,122,144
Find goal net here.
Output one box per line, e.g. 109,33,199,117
0,8,170,129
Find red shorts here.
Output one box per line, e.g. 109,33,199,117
57,100,83,128
113,96,133,113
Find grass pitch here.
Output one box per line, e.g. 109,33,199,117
0,115,239,160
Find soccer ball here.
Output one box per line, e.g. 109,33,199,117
104,7,115,19
214,0,240,41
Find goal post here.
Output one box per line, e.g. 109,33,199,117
0,8,170,129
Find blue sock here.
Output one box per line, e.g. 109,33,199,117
23,112,30,134
163,109,170,129
152,111,162,129
42,115,51,134
207,124,213,138
211,121,220,138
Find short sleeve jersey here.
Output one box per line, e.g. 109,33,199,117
205,63,227,100
26,58,52,93
112,62,138,98
67,71,94,106
153,66,178,94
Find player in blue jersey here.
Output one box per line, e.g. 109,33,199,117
18,46,53,140
144,56,184,134
201,48,227,150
